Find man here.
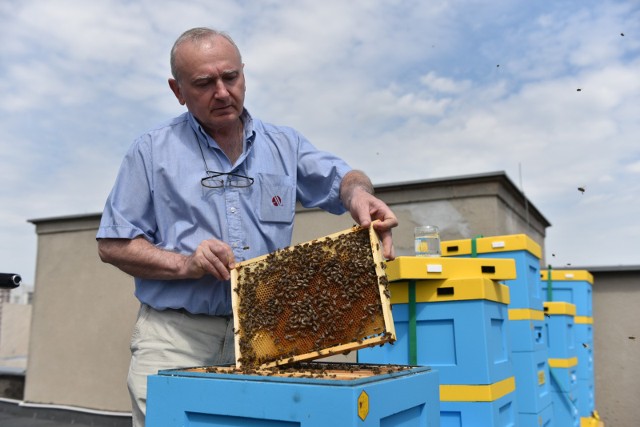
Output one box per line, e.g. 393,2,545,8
97,27,397,426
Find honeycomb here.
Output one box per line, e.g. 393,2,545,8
231,224,395,368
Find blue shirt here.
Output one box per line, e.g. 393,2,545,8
97,111,351,315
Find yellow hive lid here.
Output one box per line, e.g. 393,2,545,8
386,256,516,282
388,277,510,305
543,301,576,316
441,234,542,259
540,269,594,284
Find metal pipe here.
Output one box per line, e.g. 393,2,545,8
0,273,21,289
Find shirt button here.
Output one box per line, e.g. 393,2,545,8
230,207,237,213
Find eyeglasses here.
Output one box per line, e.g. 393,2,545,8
201,171,254,188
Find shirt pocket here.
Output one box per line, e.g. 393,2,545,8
257,173,295,223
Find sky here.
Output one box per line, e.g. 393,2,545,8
1,0,638,286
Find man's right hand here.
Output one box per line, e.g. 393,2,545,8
184,239,236,281
98,236,236,281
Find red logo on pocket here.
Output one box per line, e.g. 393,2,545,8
271,195,282,206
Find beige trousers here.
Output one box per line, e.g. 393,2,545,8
127,304,235,427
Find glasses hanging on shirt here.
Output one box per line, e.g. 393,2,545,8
197,137,254,189
201,171,254,188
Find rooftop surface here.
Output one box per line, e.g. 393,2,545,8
0,400,130,427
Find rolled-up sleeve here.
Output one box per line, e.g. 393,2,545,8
97,136,156,241
295,134,351,215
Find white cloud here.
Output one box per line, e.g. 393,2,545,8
420,72,472,94
626,161,640,174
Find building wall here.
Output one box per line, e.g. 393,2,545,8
293,173,549,257
590,269,640,426
0,303,31,369
24,216,138,412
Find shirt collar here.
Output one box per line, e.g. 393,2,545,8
187,110,255,170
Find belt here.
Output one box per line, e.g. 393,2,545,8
167,307,232,320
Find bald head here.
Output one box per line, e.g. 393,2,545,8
170,27,242,82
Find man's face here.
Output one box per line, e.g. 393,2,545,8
169,36,246,134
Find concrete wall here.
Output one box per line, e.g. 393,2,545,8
24,215,138,412
589,268,640,426
293,173,549,258
0,303,31,400
0,303,31,368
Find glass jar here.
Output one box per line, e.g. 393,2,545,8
414,225,441,257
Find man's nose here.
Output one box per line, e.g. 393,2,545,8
214,81,230,98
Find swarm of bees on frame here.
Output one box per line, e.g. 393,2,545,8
198,362,412,379
233,225,393,368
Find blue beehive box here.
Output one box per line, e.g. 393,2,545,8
511,348,552,414
574,320,594,381
358,275,513,385
358,256,518,425
544,302,577,360
550,387,579,427
517,402,554,427
574,318,593,344
146,363,440,427
549,358,579,426
442,234,543,310
440,387,518,427
508,309,547,352
540,270,593,316
549,360,578,394
576,341,594,380
576,378,595,417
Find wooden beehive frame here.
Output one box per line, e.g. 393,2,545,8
231,223,395,369
181,362,412,380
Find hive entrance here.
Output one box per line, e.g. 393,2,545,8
231,224,395,368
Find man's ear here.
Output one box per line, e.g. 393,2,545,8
168,78,185,105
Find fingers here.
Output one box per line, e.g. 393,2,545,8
375,227,396,260
350,193,397,227
367,200,398,260
190,239,236,280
